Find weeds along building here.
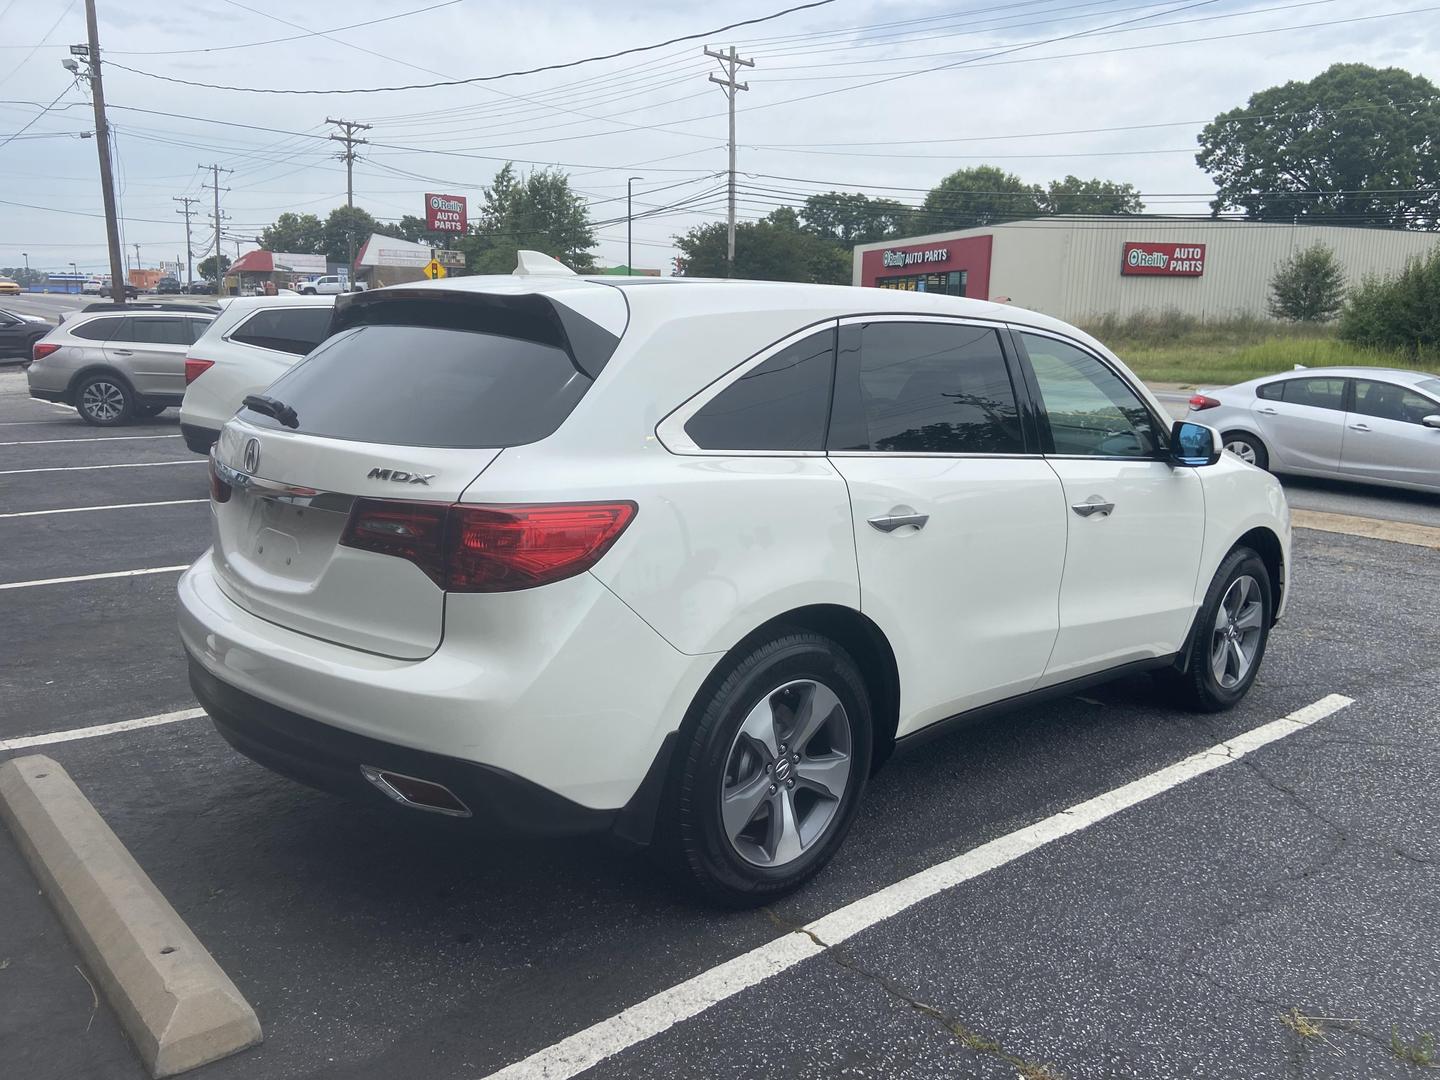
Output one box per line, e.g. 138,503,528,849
851,216,1440,323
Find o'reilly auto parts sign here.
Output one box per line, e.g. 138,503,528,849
882,246,949,268
424,193,468,233
1121,241,1206,276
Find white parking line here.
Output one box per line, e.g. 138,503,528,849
0,460,204,476
0,434,181,446
0,499,207,519
0,708,206,751
480,693,1355,1080
0,565,190,590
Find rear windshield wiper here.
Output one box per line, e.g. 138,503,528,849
242,393,299,429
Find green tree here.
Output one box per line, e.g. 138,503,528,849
674,207,849,284
1339,246,1440,352
259,212,324,254
918,166,1044,232
800,192,910,244
322,205,380,266
197,254,231,281
1042,176,1144,215
395,213,452,247
1197,63,1440,228
461,164,597,273
1268,243,1346,322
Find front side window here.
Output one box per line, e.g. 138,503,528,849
685,329,834,451
1353,380,1439,425
229,307,334,357
831,321,1023,453
1280,377,1346,410
1021,333,1160,457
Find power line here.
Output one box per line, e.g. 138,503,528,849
0,81,79,151
103,0,837,95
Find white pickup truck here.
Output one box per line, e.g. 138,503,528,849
297,275,364,295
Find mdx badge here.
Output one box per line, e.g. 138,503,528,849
242,437,261,474
368,467,435,485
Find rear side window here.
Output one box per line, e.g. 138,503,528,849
115,317,192,346
685,330,834,451
69,316,122,341
229,307,333,356
1279,377,1346,410
186,318,212,344
831,321,1023,454
1257,382,1283,401
243,324,591,448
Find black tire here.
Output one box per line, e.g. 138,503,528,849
74,372,134,427
663,630,874,905
134,402,166,417
1221,430,1269,470
1160,547,1273,712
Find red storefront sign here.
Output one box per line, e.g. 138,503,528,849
859,235,993,298
1122,242,1206,276
424,193,468,233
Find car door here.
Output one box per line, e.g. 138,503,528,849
1340,378,1440,491
1012,330,1206,684
0,311,23,357
1251,375,1349,473
827,317,1066,734
106,316,192,398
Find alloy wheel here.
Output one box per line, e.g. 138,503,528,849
1210,574,1264,689
1224,438,1258,465
719,679,853,868
81,380,126,422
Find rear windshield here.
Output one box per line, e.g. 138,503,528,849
239,323,591,448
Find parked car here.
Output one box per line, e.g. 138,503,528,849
0,278,20,295
298,275,363,295
0,308,50,361
156,276,183,294
181,259,1290,902
1189,367,1440,494
28,305,216,424
81,279,105,295
188,281,218,295
180,294,337,453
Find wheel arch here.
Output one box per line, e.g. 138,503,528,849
66,362,135,399
1175,524,1286,674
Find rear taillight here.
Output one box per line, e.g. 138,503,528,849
32,341,59,362
209,456,231,503
339,500,637,592
185,358,215,385
1188,394,1221,410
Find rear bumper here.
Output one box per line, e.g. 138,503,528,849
180,422,220,455
28,387,65,404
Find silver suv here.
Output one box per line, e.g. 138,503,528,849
28,303,217,425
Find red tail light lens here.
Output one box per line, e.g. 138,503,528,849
185,358,215,385
32,341,60,361
209,456,231,503
1188,394,1221,410
339,500,636,592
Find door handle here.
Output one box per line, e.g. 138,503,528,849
1071,499,1115,518
1256,407,1278,415
1348,423,1371,432
867,512,928,533
111,349,134,356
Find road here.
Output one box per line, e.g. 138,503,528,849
1,371,1438,1080
1,292,90,324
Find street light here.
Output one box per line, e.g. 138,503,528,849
627,176,643,277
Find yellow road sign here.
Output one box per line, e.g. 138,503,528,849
424,259,446,279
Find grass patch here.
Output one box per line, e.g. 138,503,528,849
1080,311,1440,387
1391,1026,1437,1067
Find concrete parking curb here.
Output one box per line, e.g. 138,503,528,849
1293,508,1440,550
0,755,261,1077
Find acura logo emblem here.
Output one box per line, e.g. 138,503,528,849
242,437,261,474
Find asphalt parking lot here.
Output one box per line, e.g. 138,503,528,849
2,367,1438,1080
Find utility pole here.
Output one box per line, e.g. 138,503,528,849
200,164,232,295
173,195,198,290
627,176,643,276
76,0,126,305
326,118,371,208
132,242,141,275
705,45,753,275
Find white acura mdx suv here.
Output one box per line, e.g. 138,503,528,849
179,257,1290,902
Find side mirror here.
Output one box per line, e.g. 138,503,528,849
1423,414,1440,430
1169,420,1222,467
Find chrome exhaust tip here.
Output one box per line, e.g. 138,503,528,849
360,765,472,818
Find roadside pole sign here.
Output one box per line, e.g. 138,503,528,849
424,259,446,280
436,248,465,267
424,193,468,234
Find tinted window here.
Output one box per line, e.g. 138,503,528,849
1353,380,1439,425
685,330,833,451
229,307,334,357
115,317,193,346
69,316,122,341
242,324,590,448
1021,333,1159,457
831,322,1022,454
1280,376,1346,410
186,318,213,344
1257,381,1283,401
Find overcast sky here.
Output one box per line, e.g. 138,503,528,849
2,0,1436,276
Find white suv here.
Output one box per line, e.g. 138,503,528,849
179,294,336,454
179,262,1290,901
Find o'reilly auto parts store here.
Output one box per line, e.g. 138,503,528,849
851,217,1439,322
